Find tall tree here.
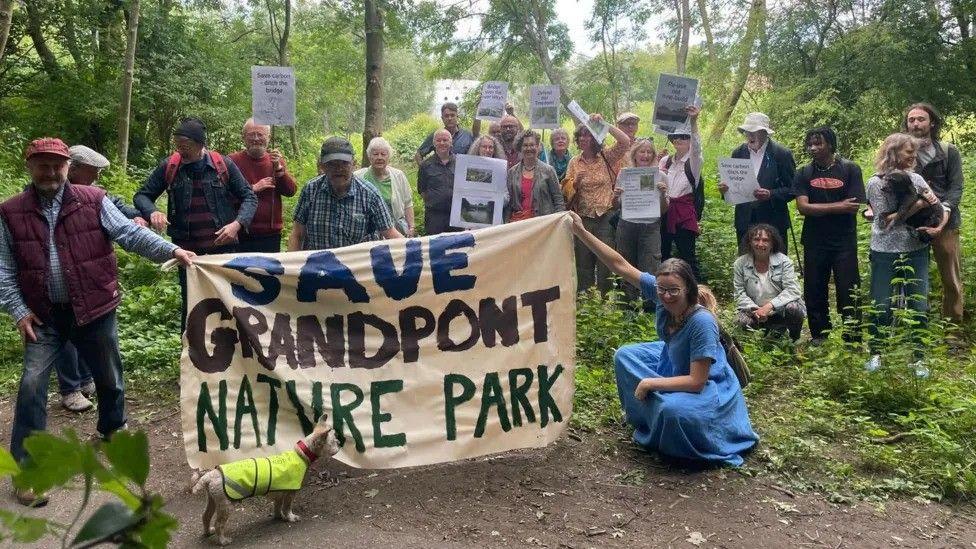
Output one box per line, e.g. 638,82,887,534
696,0,717,65
0,0,15,66
266,0,298,155
118,0,140,170
675,0,691,73
24,1,59,79
708,0,765,141
363,0,383,165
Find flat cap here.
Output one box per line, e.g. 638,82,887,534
68,145,110,169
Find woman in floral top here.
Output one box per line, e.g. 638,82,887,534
561,113,631,292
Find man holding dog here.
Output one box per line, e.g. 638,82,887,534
0,138,196,506
903,103,965,325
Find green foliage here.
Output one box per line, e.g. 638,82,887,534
0,430,176,547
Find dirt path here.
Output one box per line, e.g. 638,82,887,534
2,398,975,548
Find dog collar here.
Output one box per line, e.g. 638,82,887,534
296,440,318,463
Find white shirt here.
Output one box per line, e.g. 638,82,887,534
749,141,768,177
659,132,703,199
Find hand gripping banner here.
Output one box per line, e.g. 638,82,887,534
181,213,577,469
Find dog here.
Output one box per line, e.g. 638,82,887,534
881,170,944,242
191,413,339,545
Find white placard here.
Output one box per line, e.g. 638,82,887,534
718,158,761,205
566,100,609,144
619,167,662,221
450,154,508,228
476,81,508,122
251,66,296,126
529,85,561,129
652,73,699,135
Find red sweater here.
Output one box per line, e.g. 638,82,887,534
228,151,298,236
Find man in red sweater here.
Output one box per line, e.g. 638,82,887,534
228,119,298,252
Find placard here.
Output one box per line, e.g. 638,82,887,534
718,157,761,205
529,85,561,129
619,167,662,221
476,81,508,122
652,73,698,134
449,154,508,229
566,100,609,144
251,66,296,126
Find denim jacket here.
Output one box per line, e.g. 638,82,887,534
134,151,257,241
732,252,804,312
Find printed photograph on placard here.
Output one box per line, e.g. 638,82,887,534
465,167,494,184
530,106,559,127
640,173,655,191
476,104,505,120
460,196,497,225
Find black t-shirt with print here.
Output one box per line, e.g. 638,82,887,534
793,158,865,249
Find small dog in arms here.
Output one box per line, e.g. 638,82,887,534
191,414,340,545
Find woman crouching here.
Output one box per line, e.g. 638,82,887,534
568,211,758,466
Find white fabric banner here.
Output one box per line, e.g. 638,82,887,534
181,214,577,469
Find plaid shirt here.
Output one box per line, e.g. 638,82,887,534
293,174,394,250
0,184,177,322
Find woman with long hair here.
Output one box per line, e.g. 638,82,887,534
864,133,948,374
732,223,806,340
568,211,758,466
467,135,507,160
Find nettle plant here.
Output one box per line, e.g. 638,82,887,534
0,430,176,547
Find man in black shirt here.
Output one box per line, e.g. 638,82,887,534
794,127,865,342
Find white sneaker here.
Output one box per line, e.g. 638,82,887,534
864,354,883,373
61,391,93,413
910,360,930,379
80,381,96,398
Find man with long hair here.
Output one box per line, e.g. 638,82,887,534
902,103,965,325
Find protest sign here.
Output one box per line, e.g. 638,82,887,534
619,167,662,221
529,85,561,129
718,158,761,205
566,100,609,144
652,74,698,134
450,154,508,229
476,81,508,122
180,214,577,470
251,66,296,126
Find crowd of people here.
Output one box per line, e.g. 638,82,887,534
0,98,964,504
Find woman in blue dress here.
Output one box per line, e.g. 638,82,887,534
569,211,758,466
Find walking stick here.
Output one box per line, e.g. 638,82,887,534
789,225,803,272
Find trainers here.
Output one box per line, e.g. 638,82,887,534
61,391,93,413
80,381,96,398
14,487,48,507
864,354,883,373
910,360,930,379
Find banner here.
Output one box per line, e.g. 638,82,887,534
181,214,577,469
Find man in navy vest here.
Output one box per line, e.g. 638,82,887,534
0,138,195,507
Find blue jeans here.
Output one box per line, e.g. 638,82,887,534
55,344,94,395
10,307,127,462
868,247,930,346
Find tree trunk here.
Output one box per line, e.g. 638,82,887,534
118,0,140,170
363,0,384,166
0,0,13,66
696,0,716,65
675,0,691,73
279,0,298,157
25,1,60,78
708,0,765,142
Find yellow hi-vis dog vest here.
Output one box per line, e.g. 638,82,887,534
218,445,311,501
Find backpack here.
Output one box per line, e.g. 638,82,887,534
164,150,229,187
665,155,705,220
687,306,751,388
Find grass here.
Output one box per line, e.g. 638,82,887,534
571,140,976,502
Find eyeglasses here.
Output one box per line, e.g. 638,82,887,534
656,286,684,297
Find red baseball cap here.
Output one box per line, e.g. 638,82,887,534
25,138,71,160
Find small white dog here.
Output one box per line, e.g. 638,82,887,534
191,414,340,545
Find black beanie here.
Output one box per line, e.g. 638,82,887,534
174,117,208,145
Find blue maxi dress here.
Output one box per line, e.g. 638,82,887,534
614,273,759,466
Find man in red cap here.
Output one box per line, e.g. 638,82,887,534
0,138,196,506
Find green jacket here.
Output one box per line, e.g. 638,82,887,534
218,448,309,500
